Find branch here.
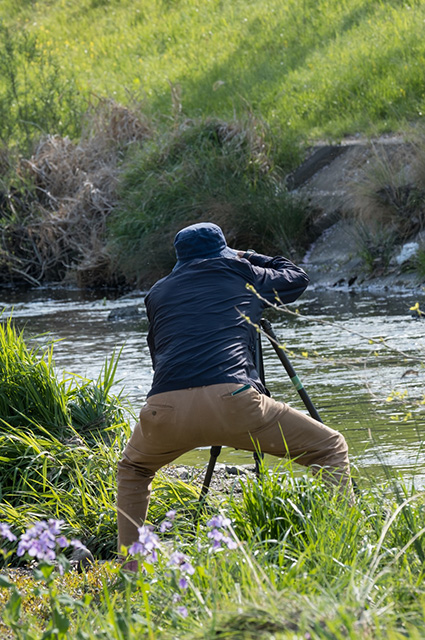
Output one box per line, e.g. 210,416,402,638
245,284,424,364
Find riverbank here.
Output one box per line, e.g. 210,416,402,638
294,136,425,291
2,124,425,293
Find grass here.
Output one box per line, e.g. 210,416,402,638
2,0,425,285
1,313,425,637
0,317,129,557
3,465,425,638
1,0,425,150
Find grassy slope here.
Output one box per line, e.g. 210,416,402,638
1,0,425,142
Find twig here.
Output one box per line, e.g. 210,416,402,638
245,284,424,364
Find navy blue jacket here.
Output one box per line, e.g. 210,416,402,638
145,253,309,397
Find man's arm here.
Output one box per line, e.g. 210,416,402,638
238,250,309,304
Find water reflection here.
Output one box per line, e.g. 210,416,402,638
1,286,424,485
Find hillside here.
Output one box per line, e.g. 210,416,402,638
0,0,425,150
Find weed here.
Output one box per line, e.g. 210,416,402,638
354,220,398,276
415,245,425,280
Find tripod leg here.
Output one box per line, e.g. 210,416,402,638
199,445,221,502
253,451,264,477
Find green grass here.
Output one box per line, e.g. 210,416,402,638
3,465,425,638
1,0,425,150
1,322,425,637
107,116,310,284
0,318,130,557
2,0,425,285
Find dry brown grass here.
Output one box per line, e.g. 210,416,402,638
351,141,425,240
0,98,151,287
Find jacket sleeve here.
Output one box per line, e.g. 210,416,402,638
246,252,309,304
145,294,157,370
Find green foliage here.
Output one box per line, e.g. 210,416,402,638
0,22,85,150
229,461,369,576
108,117,309,284
0,318,125,437
0,318,129,557
0,318,69,432
3,468,425,638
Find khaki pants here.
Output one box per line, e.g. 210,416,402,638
117,383,353,549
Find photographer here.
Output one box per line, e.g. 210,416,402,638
117,222,353,553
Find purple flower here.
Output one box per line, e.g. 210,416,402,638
207,514,237,551
167,551,195,591
222,536,237,550
56,536,69,549
47,519,65,536
177,606,188,618
207,515,231,529
168,551,195,575
178,577,188,590
208,529,224,542
160,520,173,533
0,523,17,542
128,525,160,562
16,519,74,563
160,510,177,533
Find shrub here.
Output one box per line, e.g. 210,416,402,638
351,143,425,245
107,116,309,286
354,221,398,275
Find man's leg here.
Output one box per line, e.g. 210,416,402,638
117,401,190,551
207,385,354,501
253,403,353,499
117,386,227,550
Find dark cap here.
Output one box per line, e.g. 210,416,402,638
173,223,237,269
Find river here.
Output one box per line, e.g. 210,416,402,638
1,286,424,488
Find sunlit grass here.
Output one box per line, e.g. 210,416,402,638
1,0,425,149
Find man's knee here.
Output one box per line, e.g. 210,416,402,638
324,430,350,469
117,454,155,480
334,431,349,457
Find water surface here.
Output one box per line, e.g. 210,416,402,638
1,286,424,487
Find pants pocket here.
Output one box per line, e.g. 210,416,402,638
138,402,176,440
219,387,263,430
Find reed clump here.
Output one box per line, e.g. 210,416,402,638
0,99,151,288
107,115,309,286
0,317,128,556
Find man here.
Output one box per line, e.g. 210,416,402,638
117,222,353,551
